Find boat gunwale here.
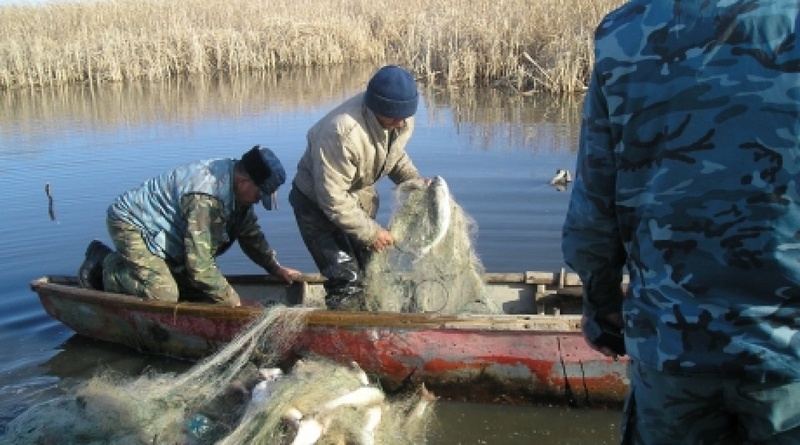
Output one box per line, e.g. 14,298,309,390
31,274,582,332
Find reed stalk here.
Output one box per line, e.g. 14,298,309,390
0,0,622,93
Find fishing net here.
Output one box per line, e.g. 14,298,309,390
219,358,437,445
364,176,501,314
4,306,436,444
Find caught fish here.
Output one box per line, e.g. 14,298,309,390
409,383,437,420
247,368,284,412
288,416,324,445
390,175,452,258
421,176,452,256
283,374,386,445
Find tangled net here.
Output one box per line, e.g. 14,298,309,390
364,176,500,314
5,306,436,444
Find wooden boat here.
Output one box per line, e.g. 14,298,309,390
30,271,629,407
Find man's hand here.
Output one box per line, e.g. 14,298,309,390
581,312,625,359
371,228,395,252
271,266,302,285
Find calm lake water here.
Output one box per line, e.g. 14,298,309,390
0,66,621,444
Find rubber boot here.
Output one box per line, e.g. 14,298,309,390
324,279,366,311
78,240,113,290
318,241,368,311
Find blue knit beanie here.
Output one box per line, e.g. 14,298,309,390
364,65,419,119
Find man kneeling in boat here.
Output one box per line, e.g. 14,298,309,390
77,146,300,307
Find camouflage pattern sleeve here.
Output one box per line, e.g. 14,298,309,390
181,193,241,306
564,0,800,380
562,68,627,318
236,207,281,274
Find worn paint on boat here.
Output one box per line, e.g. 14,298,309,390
30,272,629,406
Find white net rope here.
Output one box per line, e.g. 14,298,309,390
5,306,436,444
365,176,501,314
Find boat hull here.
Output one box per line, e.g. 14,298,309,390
31,275,629,406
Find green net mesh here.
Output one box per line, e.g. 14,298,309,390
5,306,436,444
364,176,500,314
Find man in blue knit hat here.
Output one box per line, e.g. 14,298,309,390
78,145,300,307
290,64,427,310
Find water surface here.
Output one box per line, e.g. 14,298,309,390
0,67,620,443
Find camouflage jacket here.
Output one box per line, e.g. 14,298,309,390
180,193,280,305
109,158,280,305
562,0,800,381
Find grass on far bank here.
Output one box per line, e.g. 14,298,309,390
0,0,623,93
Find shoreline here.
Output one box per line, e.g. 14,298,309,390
0,0,623,93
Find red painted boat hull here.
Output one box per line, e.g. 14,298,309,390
31,275,629,406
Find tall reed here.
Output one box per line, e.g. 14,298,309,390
0,0,622,93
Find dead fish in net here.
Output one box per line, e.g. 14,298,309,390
231,359,436,445
247,368,284,413
282,377,386,444
390,175,452,258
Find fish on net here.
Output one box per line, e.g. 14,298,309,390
389,176,451,258
364,176,501,315
220,357,437,445
4,306,437,445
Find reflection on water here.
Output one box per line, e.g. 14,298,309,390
0,69,608,443
42,335,191,382
428,87,583,154
1,66,581,158
44,182,56,221
429,401,620,445
0,66,378,159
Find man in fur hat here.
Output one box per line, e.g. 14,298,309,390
78,145,300,307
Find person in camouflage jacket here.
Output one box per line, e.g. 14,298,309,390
87,146,300,307
562,1,800,443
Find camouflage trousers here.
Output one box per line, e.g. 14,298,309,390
624,360,800,444
103,217,181,302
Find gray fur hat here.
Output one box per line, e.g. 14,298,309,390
241,145,286,210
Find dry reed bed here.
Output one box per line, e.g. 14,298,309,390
0,0,622,93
